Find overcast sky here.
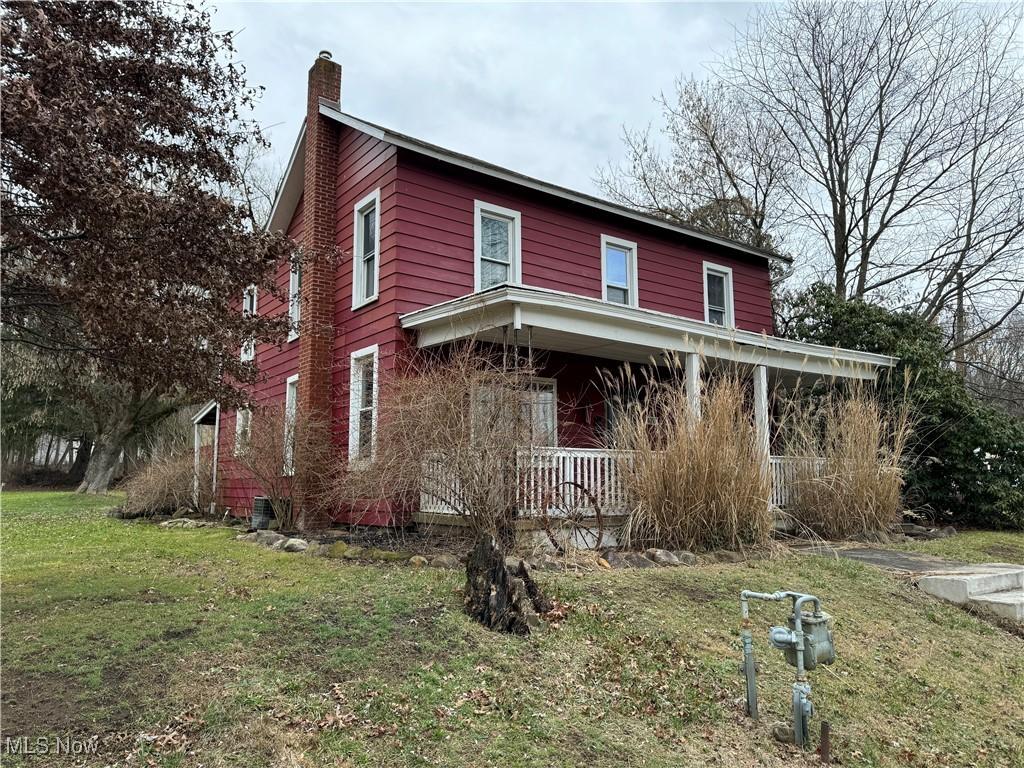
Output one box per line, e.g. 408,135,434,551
211,1,754,194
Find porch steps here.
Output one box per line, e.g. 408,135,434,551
917,563,1024,623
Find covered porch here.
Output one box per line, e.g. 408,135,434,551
400,285,897,519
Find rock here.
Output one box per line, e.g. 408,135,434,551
712,550,745,564
597,557,612,570
172,508,192,519
409,555,429,567
430,553,461,569
270,539,286,550
604,550,630,569
940,525,957,538
533,554,565,572
853,530,890,544
158,519,181,528
900,523,930,536
622,552,657,568
672,550,697,566
235,532,258,543
255,530,286,548
364,548,410,562
108,508,126,519
325,541,349,558
282,538,308,553
341,546,365,559
303,543,326,557
645,548,681,566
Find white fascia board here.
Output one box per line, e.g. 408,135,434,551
400,286,897,378
192,399,219,425
266,121,307,233
318,103,790,267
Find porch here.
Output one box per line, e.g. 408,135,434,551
419,447,805,518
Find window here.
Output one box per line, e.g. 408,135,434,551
601,235,638,306
288,262,301,341
283,374,298,474
241,286,257,362
472,378,557,447
474,200,521,291
352,189,381,308
703,262,734,327
234,407,252,456
348,345,378,463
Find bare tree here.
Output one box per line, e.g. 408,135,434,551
961,311,1024,418
601,0,1024,346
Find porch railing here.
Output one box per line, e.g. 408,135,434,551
421,449,813,517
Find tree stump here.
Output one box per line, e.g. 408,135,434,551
464,534,549,635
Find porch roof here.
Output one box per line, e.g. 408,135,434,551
399,285,898,380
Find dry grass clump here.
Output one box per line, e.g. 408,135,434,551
336,343,537,549
780,385,911,539
609,360,772,552
122,411,210,516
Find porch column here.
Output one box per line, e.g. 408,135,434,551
685,352,701,419
753,364,770,471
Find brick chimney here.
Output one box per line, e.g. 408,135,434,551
297,51,341,420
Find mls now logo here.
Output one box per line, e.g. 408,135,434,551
3,735,100,755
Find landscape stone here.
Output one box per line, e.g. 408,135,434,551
235,532,258,543
533,554,564,572
255,530,286,547
622,552,657,568
409,555,429,567
302,542,325,557
364,548,409,562
713,550,745,564
326,541,349,558
597,557,612,570
430,553,461,569
340,545,365,559
282,538,308,553
672,550,698,566
604,550,630,569
645,548,681,566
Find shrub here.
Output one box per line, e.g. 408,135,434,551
609,361,772,552
122,411,209,516
780,385,912,538
336,343,538,550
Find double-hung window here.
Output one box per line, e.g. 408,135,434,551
283,374,298,474
474,200,521,291
288,261,302,341
234,407,252,456
472,378,557,447
703,262,734,327
348,345,379,463
601,235,638,307
241,286,257,361
352,189,380,308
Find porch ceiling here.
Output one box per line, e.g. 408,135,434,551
399,285,897,381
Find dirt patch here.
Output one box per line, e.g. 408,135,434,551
984,542,1024,562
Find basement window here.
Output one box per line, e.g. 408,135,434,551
703,262,734,327
474,200,521,291
352,189,381,309
601,235,638,307
348,345,379,463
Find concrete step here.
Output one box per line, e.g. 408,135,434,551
917,564,1024,604
968,589,1024,622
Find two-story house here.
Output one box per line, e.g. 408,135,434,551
197,51,895,524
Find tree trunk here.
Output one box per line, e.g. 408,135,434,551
464,534,549,636
68,439,92,483
76,425,131,494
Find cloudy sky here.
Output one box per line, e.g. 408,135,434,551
211,2,754,194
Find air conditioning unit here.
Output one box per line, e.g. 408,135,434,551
251,496,280,530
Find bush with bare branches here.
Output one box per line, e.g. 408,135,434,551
608,359,773,552
779,385,912,539
233,403,335,532
122,411,210,517
336,344,539,549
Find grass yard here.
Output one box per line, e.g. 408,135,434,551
893,529,1024,565
1,490,1022,767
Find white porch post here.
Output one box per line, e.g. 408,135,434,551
685,352,701,419
753,364,770,473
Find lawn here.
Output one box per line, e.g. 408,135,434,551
1,490,1022,767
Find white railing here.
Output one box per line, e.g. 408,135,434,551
422,450,811,516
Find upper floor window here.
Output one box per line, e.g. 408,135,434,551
703,262,734,327
601,235,638,307
241,286,257,362
288,261,301,341
474,200,521,291
348,345,379,463
352,189,380,309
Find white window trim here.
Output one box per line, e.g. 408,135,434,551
600,234,639,308
352,188,381,310
703,261,735,328
283,374,299,475
473,200,522,292
234,407,251,456
241,286,258,362
287,263,301,342
348,344,380,465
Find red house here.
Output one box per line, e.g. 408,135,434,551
203,52,896,524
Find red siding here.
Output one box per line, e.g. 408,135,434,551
393,152,775,333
